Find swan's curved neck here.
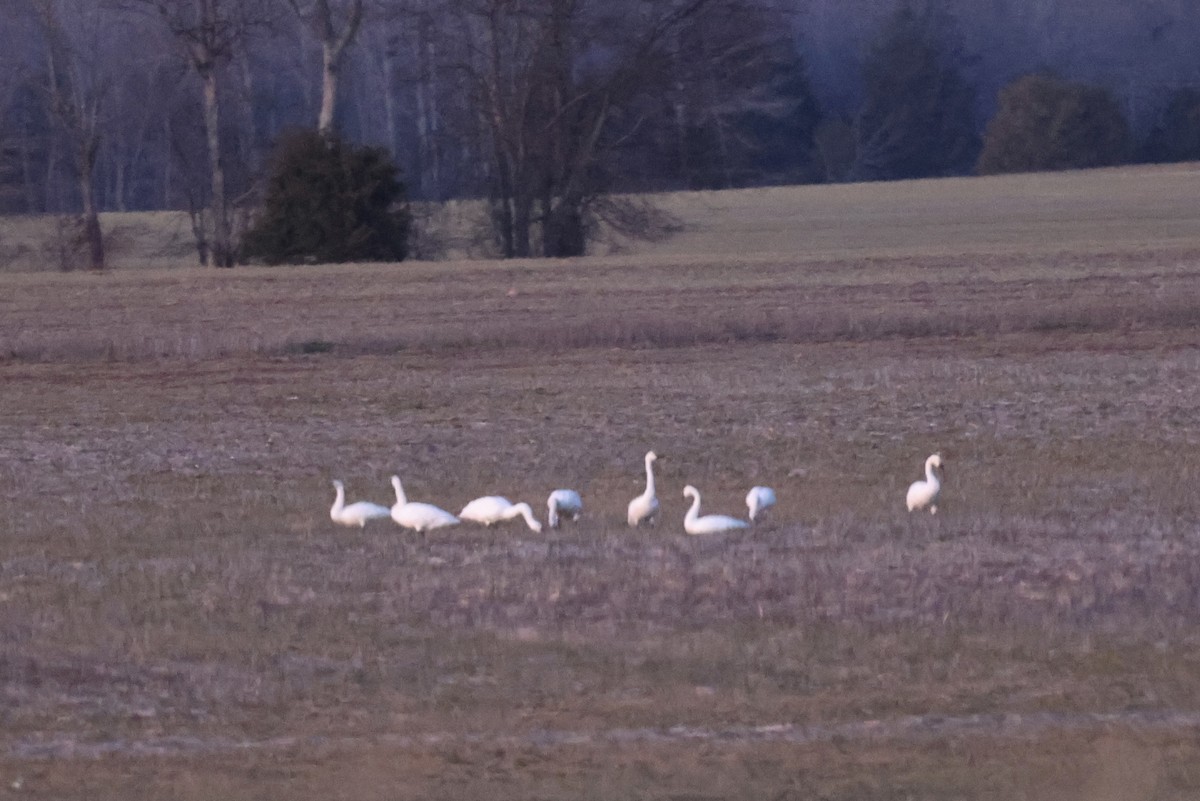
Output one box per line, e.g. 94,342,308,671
500,503,540,531
925,459,940,485
685,491,701,522
644,456,656,496
332,484,345,513
391,478,407,506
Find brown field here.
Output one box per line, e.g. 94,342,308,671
4,165,1200,798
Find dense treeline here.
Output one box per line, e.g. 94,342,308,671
1,0,1198,263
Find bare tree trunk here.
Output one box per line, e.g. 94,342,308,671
673,90,689,183
74,121,104,270
382,62,398,157
113,159,126,212
237,51,258,175
291,0,363,137
491,150,516,257
539,0,575,256
35,0,106,269
415,15,440,197
79,155,104,271
413,82,432,196
19,124,37,212
135,0,278,266
187,195,210,266
512,193,531,258
161,115,172,210
44,131,59,211
318,41,340,135
320,0,363,137
115,97,153,212
480,0,537,257
199,64,234,267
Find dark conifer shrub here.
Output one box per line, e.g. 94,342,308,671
242,129,410,264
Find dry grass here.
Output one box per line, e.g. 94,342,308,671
4,161,1200,271
4,166,1200,797
3,246,1200,363
0,211,198,272
637,163,1200,259
6,729,1200,801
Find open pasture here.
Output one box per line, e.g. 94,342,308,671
4,166,1200,797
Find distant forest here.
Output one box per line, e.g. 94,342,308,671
2,0,1199,260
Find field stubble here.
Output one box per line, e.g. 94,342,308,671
4,233,1200,793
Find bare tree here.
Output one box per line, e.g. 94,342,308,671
453,0,544,257
121,0,277,266
287,0,364,135
8,0,1196,235
659,1,820,190
359,0,446,198
100,66,156,211
32,0,116,270
445,0,720,258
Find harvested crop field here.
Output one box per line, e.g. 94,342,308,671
3,166,1200,798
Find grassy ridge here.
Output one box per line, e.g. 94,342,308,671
2,162,1200,270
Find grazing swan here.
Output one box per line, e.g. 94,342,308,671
746,486,777,522
547,489,583,528
329,480,391,528
459,496,543,532
389,475,460,532
627,451,660,527
906,453,944,514
683,485,749,535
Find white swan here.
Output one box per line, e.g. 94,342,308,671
459,496,543,532
906,453,944,514
389,475,460,532
627,451,660,527
746,486,776,522
683,485,749,535
547,489,583,528
329,480,391,528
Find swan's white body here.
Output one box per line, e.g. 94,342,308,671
746,486,776,522
330,480,391,528
683,485,749,535
459,496,543,532
389,475,460,532
627,451,660,527
906,454,944,514
547,489,583,528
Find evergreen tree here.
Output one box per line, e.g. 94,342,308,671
241,129,410,265
732,49,823,186
849,4,979,182
675,5,822,189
